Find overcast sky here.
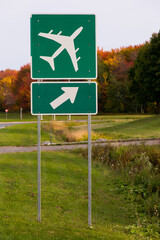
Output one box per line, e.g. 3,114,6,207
0,0,160,70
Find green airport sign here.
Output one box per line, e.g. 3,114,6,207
30,14,97,79
31,82,97,115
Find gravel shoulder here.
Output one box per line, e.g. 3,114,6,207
0,138,159,154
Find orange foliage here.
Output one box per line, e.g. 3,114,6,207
0,69,17,80
0,70,17,110
97,44,143,82
12,64,32,110
98,45,143,62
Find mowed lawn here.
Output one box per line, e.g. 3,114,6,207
70,115,160,140
94,115,160,139
0,123,51,146
0,151,137,240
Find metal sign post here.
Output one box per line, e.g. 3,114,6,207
88,113,92,227
37,80,41,222
88,79,92,227
5,109,8,119
37,114,41,222
68,79,71,121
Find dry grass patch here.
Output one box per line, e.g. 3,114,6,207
42,121,105,142
63,129,88,142
63,128,106,142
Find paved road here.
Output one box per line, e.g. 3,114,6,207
0,121,37,129
0,138,159,154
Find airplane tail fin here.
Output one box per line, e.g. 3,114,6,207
40,56,55,71
71,27,83,39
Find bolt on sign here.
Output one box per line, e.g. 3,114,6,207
30,14,97,79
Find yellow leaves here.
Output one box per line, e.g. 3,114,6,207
104,54,123,69
0,75,16,89
0,75,16,108
103,71,108,83
0,77,12,95
0,77,11,89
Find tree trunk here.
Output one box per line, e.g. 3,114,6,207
141,105,144,114
157,102,160,114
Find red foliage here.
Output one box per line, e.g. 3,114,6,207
12,64,33,110
98,45,143,62
0,69,17,80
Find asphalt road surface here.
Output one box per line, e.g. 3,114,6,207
0,121,37,129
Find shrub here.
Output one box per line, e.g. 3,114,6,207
80,144,160,219
92,144,115,165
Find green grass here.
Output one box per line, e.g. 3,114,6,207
94,115,160,139
0,112,37,122
0,151,138,240
0,115,159,146
0,123,51,146
69,115,160,140
0,112,152,122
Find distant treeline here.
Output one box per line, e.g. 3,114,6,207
0,31,160,113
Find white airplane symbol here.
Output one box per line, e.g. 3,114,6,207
38,26,83,72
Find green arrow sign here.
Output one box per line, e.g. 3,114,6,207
30,14,96,79
31,82,97,115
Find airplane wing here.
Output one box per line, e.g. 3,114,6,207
38,32,67,45
65,40,80,72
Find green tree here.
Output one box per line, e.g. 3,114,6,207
104,78,131,113
131,32,160,113
96,54,109,112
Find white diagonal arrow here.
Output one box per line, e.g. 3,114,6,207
50,87,79,109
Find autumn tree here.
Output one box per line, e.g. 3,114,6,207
97,45,142,113
0,70,17,110
0,69,17,80
12,64,32,111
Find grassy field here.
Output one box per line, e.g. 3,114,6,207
0,113,159,239
93,115,160,139
0,112,152,122
0,151,139,240
0,114,159,146
70,115,160,140
0,123,50,146
0,112,37,122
